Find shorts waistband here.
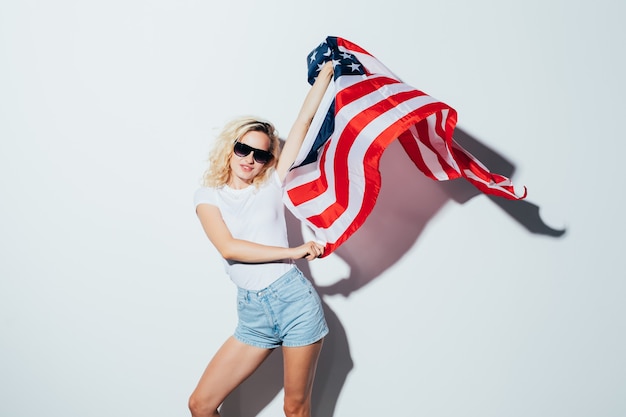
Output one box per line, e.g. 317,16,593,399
238,266,302,298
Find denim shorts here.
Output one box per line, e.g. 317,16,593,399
234,267,329,349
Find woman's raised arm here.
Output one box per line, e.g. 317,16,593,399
275,62,334,182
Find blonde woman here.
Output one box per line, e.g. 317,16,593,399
189,63,333,417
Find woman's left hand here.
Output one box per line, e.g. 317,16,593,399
292,241,325,261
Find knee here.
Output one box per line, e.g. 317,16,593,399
188,393,218,417
283,395,310,417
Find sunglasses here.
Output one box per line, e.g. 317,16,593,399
233,141,273,164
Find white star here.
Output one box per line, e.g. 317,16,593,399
309,51,317,63
323,47,332,57
331,59,341,67
348,62,361,72
317,62,326,72
340,52,352,60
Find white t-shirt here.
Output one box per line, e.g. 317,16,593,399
194,170,293,290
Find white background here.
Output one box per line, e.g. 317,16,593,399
1,1,625,416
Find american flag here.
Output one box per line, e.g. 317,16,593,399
283,36,527,256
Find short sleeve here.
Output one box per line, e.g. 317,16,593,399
193,187,217,208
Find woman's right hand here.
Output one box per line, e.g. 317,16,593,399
292,241,325,261
317,60,334,79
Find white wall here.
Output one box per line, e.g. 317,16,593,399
1,1,624,416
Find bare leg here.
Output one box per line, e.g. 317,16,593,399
188,336,273,417
282,339,324,417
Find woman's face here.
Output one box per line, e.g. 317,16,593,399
228,130,272,188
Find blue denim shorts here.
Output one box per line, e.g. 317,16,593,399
234,267,328,349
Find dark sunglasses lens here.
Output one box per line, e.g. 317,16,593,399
233,141,272,164
253,150,272,164
233,142,251,157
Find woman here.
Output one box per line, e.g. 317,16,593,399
189,63,334,417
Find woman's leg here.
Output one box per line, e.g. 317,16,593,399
188,336,273,417
282,339,324,417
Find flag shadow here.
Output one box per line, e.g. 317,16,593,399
219,128,564,417
441,128,566,238
317,127,565,298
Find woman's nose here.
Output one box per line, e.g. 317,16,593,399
243,152,255,163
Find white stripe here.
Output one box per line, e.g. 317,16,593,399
286,75,412,211
424,110,461,174
285,74,389,190
288,77,436,217
411,129,450,181
293,89,443,244
462,169,517,198
451,140,490,171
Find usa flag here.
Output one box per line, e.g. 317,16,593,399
284,36,527,256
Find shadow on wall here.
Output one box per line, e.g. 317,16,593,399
218,127,565,417
322,127,565,297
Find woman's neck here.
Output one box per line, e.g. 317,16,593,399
227,178,252,190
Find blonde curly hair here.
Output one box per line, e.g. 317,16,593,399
202,117,280,188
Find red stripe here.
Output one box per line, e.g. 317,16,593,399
287,140,331,206
287,80,422,205
434,110,447,144
322,145,382,254
287,77,400,204
450,144,526,199
307,100,455,230
288,87,430,217
337,38,373,57
336,76,404,109
321,107,438,252
397,129,436,179
409,104,461,179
